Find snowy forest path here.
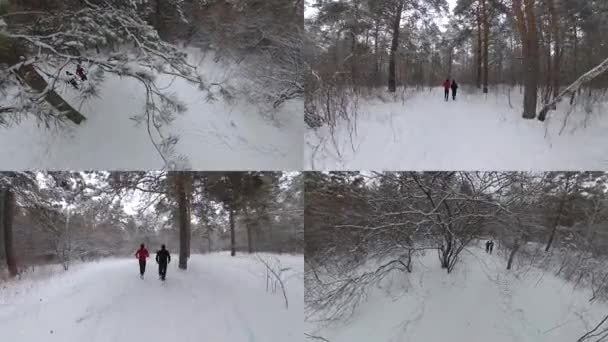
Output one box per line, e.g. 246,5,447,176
0,253,303,342
308,89,608,170
467,245,543,341
312,244,608,342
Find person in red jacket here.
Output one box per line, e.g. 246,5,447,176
135,244,149,279
442,79,450,101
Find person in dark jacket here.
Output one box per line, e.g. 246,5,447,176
451,80,458,100
442,79,450,101
135,244,149,279
75,64,87,81
156,245,171,281
485,240,491,253
489,240,495,254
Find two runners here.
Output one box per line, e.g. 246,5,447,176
442,78,458,101
135,244,171,280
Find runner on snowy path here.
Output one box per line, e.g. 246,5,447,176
451,80,458,101
135,244,149,279
156,245,171,281
442,79,450,101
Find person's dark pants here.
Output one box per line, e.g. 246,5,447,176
444,89,449,101
158,262,167,279
139,260,146,275
452,88,457,100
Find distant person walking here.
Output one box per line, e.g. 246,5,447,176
442,79,450,101
485,240,491,253
135,244,149,279
489,240,494,254
451,80,458,100
156,245,171,281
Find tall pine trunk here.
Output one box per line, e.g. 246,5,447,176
387,0,404,92
481,0,490,93
1,188,18,277
185,200,191,258
245,209,253,253
175,173,190,270
513,0,539,119
476,7,482,89
229,208,236,256
247,222,253,253
546,0,560,98
373,19,380,84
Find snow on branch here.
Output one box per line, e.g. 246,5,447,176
0,1,227,167
256,254,290,309
578,314,608,342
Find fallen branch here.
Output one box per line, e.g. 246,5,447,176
538,56,608,121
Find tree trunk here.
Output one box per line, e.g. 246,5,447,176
545,200,564,252
0,36,87,124
1,188,18,277
447,47,453,78
476,7,482,89
513,0,539,119
387,0,404,92
175,173,190,270
481,0,490,93
185,201,191,258
546,0,560,99
573,24,578,78
245,209,253,253
246,222,253,253
373,18,380,84
229,208,236,256
545,175,572,252
543,21,552,104
507,243,520,270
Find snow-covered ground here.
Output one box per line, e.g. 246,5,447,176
306,87,608,170
0,253,303,341
306,244,608,342
0,55,303,170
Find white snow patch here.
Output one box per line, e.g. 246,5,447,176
306,87,608,170
0,253,303,341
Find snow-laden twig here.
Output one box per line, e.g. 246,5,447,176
256,254,289,309
304,333,331,341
